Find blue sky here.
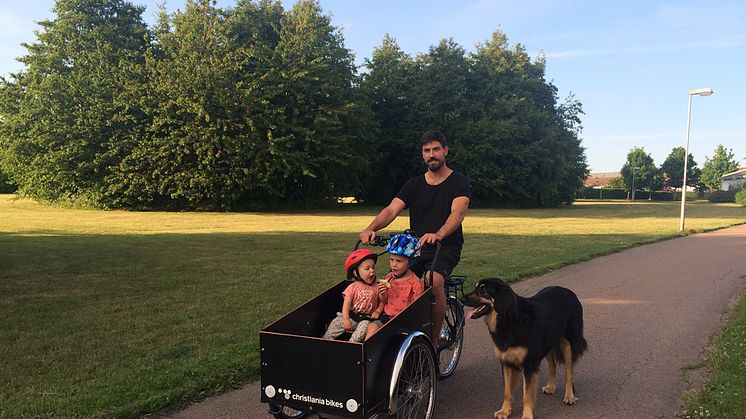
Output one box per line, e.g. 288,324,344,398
1,0,745,172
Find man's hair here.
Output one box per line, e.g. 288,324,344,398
420,130,448,148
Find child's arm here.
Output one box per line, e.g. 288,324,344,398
342,295,354,331
371,300,385,319
377,281,389,304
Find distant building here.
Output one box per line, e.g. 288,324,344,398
584,172,621,188
721,167,746,191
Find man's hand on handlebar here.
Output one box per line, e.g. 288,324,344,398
359,230,376,245
418,232,443,247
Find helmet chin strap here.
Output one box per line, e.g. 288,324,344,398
353,269,376,283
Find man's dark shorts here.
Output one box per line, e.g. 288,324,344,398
411,246,461,284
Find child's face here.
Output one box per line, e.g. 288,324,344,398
357,258,377,284
389,254,409,277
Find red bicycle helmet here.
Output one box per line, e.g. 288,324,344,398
344,249,378,279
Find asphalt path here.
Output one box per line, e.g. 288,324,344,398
165,224,746,419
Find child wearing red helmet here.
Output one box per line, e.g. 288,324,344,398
322,249,384,342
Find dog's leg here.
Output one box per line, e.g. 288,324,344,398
560,338,578,405
521,370,538,419
495,363,515,419
542,349,557,395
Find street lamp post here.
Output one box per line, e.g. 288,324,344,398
680,88,714,231
631,166,640,200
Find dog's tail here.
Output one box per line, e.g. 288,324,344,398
566,305,588,362
567,328,588,362
554,328,588,364
554,295,588,363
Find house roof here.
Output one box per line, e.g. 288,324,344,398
720,167,746,180
584,172,621,187
587,172,621,179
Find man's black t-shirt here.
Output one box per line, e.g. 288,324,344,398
396,171,471,250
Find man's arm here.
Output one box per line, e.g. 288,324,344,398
419,196,470,246
359,197,407,244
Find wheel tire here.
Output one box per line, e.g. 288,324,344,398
391,339,437,419
437,297,464,379
268,403,308,419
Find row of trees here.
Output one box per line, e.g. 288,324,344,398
0,0,587,209
610,144,739,195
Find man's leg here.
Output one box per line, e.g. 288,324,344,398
429,271,445,348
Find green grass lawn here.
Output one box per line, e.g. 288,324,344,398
680,288,746,419
1,194,745,418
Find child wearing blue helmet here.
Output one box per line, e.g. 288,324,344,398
365,233,424,339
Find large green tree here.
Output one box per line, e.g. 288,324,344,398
621,147,657,199
660,146,699,193
358,35,416,204
700,144,738,191
463,32,587,207
258,0,367,205
127,0,257,209
105,0,366,209
360,30,588,207
0,0,149,206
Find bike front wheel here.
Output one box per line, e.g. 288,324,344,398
391,338,437,418
268,403,308,419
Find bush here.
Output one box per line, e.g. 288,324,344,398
735,189,746,206
708,190,734,203
577,187,628,199
577,188,681,201
708,189,737,203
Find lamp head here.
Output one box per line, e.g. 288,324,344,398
689,88,713,96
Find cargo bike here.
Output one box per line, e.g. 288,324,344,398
260,233,466,418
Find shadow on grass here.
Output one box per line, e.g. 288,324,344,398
0,227,742,417
467,201,746,220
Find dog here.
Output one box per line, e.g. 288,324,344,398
461,278,588,419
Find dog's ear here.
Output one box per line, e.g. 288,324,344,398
477,282,488,296
487,279,518,320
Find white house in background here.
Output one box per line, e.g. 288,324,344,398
721,167,746,191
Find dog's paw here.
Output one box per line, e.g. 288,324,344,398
494,408,511,419
520,413,534,419
563,395,578,405
541,384,555,395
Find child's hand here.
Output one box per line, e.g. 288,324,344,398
377,281,389,296
371,311,380,320
343,317,353,331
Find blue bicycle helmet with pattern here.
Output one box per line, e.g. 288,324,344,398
386,233,420,264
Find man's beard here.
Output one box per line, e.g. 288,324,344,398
427,158,444,172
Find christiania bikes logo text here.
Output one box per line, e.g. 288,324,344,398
264,384,359,412
291,393,344,409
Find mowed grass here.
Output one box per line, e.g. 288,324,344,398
1,194,744,418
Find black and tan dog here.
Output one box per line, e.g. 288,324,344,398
462,278,587,419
